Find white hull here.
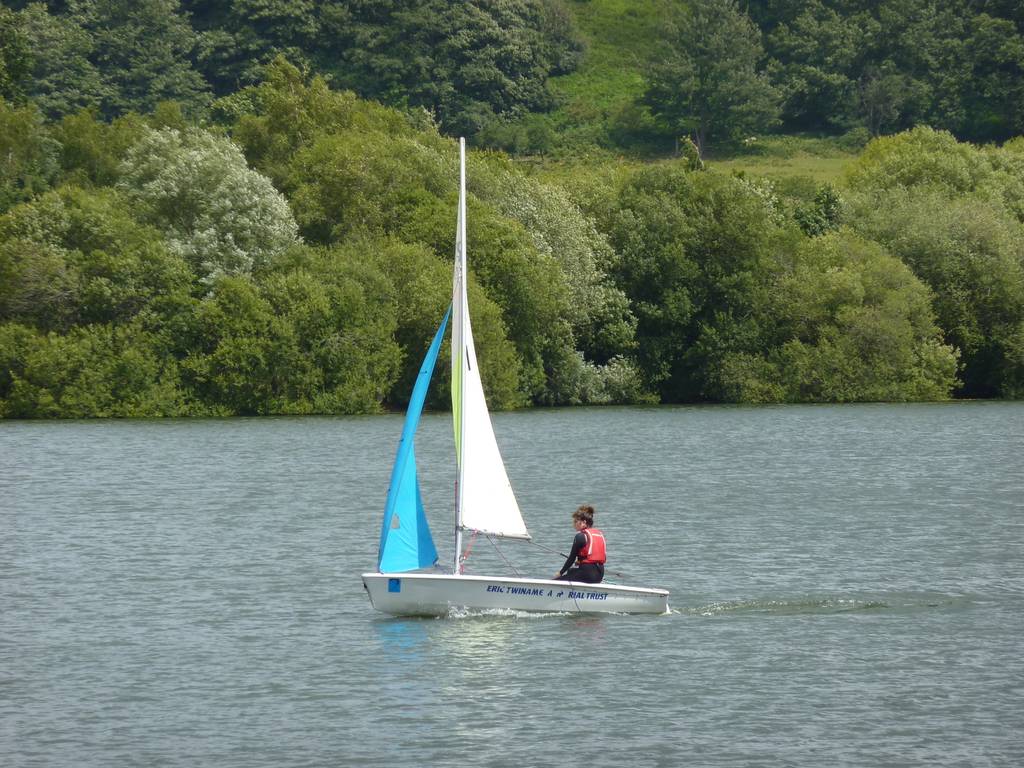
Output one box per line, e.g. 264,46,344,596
362,572,669,616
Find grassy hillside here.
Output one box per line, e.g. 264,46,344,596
535,0,671,156
540,0,860,186
550,1,666,117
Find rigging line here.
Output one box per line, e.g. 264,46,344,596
460,530,478,569
527,538,636,581
486,535,522,578
527,538,565,557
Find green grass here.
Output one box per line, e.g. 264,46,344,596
705,134,867,185
530,152,650,187
709,152,855,185
551,1,667,112
529,135,858,190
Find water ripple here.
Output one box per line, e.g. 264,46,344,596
3,404,1023,767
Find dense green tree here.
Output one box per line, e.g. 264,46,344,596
288,131,449,243
16,0,209,120
980,0,1024,27
83,0,210,118
746,0,821,29
350,234,523,409
399,190,574,403
714,231,958,402
50,109,147,188
221,67,533,402
0,99,61,214
0,184,413,416
186,0,585,137
222,64,634,404
471,158,636,366
755,0,1024,141
642,0,781,156
0,323,37,414
847,128,1024,398
15,9,1024,418
15,3,108,119
850,189,1024,398
871,0,967,132
332,0,584,136
0,186,195,333
765,1,866,131
287,127,635,386
0,320,187,417
845,126,1024,219
0,7,31,102
217,58,413,189
259,259,403,413
857,64,929,137
183,0,318,93
0,237,79,332
581,158,961,403
0,179,199,419
187,0,583,138
960,13,1024,142
180,255,403,415
179,275,316,415
585,164,789,400
794,183,844,237
230,0,318,48
868,1,1024,142
984,143,1024,224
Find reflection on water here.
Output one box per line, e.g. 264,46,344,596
373,618,434,659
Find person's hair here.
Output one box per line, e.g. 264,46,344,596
572,505,595,527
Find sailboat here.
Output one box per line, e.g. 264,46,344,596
361,139,669,616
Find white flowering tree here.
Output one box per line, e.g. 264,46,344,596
118,127,299,282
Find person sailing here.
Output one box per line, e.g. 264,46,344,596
553,504,606,583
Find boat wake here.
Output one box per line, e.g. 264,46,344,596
680,593,973,618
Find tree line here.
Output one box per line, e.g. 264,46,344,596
638,0,1024,157
0,0,582,140
2,1,1023,154
1,61,1022,417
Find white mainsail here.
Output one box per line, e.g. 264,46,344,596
451,138,530,555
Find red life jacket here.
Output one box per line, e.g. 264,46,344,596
578,528,606,565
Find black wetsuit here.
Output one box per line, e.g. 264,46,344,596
555,531,605,583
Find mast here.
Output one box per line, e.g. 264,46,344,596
453,137,467,574
450,138,529,574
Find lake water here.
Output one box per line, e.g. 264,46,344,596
3,403,1023,767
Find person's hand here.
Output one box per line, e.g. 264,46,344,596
553,572,561,580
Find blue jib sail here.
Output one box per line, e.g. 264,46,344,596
377,307,450,573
